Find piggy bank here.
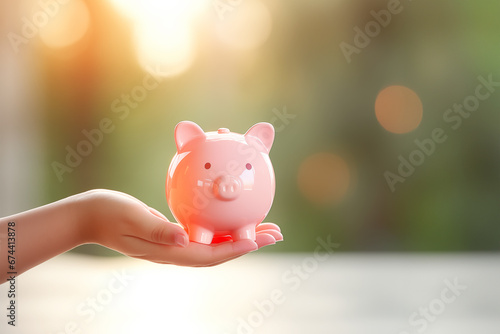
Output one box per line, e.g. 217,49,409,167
166,121,275,244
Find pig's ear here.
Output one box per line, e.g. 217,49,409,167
174,121,205,152
244,122,275,153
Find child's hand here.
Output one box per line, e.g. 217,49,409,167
76,189,283,267
1,189,283,283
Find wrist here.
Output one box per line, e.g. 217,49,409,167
66,190,98,245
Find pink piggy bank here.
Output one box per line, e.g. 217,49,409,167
166,121,275,244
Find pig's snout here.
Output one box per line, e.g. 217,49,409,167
213,175,242,201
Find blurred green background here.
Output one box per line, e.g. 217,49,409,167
1,0,499,253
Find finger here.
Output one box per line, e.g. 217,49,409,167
128,208,189,247
255,233,276,248
110,190,152,210
256,223,281,233
147,207,169,221
112,191,170,223
256,229,283,241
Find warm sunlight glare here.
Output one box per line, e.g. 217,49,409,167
216,0,272,51
134,20,194,78
109,0,209,77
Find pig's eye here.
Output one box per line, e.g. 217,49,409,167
246,163,252,170
204,162,211,169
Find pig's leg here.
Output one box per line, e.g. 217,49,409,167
189,225,214,244
232,225,256,241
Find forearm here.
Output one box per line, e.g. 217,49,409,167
0,195,85,283
0,188,281,283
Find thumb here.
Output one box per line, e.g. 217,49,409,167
139,207,189,247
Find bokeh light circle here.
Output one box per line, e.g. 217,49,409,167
39,0,90,49
375,85,423,134
297,152,351,206
216,0,272,51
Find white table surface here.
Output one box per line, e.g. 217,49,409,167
1,252,499,334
